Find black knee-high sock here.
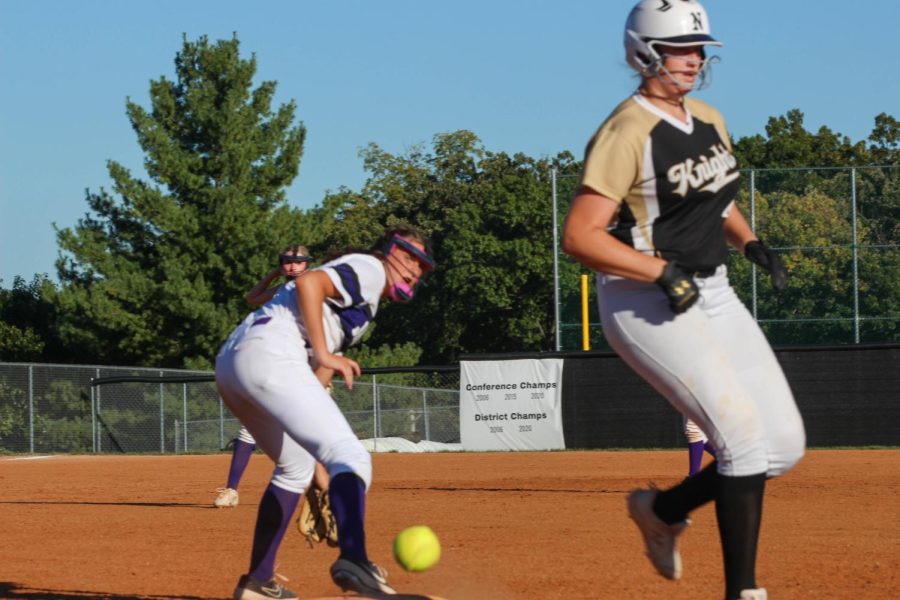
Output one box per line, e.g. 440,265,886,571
653,461,718,524
249,484,300,582
329,472,368,563
716,473,766,600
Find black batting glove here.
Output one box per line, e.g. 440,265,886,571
656,261,700,314
745,240,787,292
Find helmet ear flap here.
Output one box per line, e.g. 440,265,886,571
627,33,662,76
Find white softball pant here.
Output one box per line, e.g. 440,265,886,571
597,266,805,477
215,325,372,494
684,417,708,444
236,426,256,445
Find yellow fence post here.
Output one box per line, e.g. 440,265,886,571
581,274,590,351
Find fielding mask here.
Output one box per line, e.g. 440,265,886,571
384,235,435,303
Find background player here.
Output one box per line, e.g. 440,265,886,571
215,224,435,599
214,245,330,510
684,417,716,477
562,2,805,599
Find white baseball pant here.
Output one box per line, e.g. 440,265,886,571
597,265,805,477
215,324,372,494
684,417,708,444
236,426,255,445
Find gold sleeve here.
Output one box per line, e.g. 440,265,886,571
579,124,643,204
578,98,656,203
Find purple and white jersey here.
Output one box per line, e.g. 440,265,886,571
319,253,385,351
239,253,384,355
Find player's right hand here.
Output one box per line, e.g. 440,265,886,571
317,353,361,390
655,261,700,314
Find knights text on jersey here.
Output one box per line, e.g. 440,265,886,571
579,94,741,271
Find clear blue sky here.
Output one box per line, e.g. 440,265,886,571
2,0,898,285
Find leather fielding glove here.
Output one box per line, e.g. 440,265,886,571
297,485,339,547
744,240,788,292
656,261,700,314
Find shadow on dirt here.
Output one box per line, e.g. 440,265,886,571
0,500,216,508
0,582,220,599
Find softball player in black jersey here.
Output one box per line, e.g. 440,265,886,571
563,2,805,599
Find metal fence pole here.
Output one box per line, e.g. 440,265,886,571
551,168,561,351
851,168,860,343
372,375,378,452
90,384,96,453
219,395,225,450
182,383,188,453
95,367,101,453
159,372,165,453
422,389,430,442
750,170,758,320
28,365,34,453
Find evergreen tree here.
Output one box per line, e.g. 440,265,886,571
54,35,308,368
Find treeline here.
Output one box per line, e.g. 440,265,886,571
1,35,898,369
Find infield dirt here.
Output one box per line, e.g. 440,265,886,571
1,449,897,599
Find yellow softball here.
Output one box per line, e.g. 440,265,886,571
393,525,441,572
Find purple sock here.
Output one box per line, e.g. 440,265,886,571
688,441,705,476
226,440,255,490
248,483,300,582
329,472,368,563
704,441,718,459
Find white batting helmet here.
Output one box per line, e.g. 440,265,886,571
625,0,722,75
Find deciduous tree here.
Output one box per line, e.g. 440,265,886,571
315,131,581,362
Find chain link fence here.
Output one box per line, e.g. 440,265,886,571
552,165,900,350
0,362,459,454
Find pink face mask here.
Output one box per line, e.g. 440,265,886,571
388,278,416,303
384,236,435,303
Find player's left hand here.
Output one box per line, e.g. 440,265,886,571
745,240,787,292
317,352,361,390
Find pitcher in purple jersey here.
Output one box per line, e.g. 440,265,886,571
215,225,435,600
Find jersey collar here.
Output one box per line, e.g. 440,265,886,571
632,93,694,135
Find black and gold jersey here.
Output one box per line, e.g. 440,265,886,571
579,94,740,272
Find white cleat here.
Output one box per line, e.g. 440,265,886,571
739,588,768,600
214,487,239,508
627,487,689,580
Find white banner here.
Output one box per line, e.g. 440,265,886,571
460,358,565,451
